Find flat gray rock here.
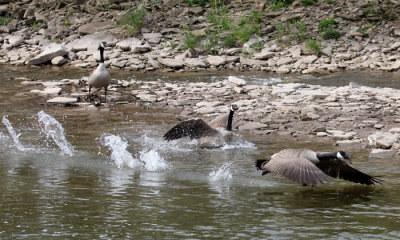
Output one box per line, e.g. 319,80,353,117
78,21,113,35
29,43,68,65
47,96,77,104
69,32,118,52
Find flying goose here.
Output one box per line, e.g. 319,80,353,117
88,41,111,102
255,149,381,186
163,104,239,147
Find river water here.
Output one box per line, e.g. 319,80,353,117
0,66,399,239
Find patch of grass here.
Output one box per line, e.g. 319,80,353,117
271,0,294,9
183,31,202,50
325,0,334,4
318,18,337,31
321,28,341,40
301,0,316,6
275,20,309,44
0,17,11,25
187,0,207,7
118,5,145,36
222,33,236,47
201,33,218,54
250,41,263,52
30,22,43,29
305,39,322,55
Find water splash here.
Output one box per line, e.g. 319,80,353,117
37,110,74,156
2,115,26,151
209,161,233,181
100,134,140,168
139,149,170,171
100,134,170,170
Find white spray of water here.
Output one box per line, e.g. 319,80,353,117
139,149,170,171
101,134,140,168
37,110,74,156
100,134,170,170
2,115,26,151
209,161,233,181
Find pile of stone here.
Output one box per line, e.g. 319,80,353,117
0,1,399,73
22,74,400,158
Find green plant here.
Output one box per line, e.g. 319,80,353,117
201,33,218,53
325,0,334,4
250,41,263,52
271,0,294,9
223,33,236,47
187,0,207,7
30,22,42,29
318,18,337,31
183,31,200,50
301,0,316,6
321,28,341,40
118,5,145,36
0,17,11,25
305,39,322,55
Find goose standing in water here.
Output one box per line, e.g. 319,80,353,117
88,41,111,102
255,149,381,186
163,104,239,147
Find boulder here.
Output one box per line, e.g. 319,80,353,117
142,33,162,44
29,43,68,65
158,57,184,68
69,32,118,52
206,55,226,66
51,56,67,66
78,21,113,35
368,132,399,149
7,35,24,48
185,58,206,68
116,37,142,51
228,76,246,86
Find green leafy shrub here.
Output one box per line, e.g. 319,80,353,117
0,17,11,25
325,0,335,4
223,33,236,47
187,0,207,7
118,5,145,36
318,18,337,31
321,28,341,40
183,31,202,50
301,0,316,6
305,39,322,55
271,0,294,9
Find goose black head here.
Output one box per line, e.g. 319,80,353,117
337,151,351,161
98,41,109,50
230,104,239,112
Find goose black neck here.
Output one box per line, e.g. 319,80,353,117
226,110,235,131
316,152,336,160
99,47,105,63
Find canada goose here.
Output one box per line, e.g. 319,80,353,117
88,41,111,102
163,104,239,147
255,149,381,186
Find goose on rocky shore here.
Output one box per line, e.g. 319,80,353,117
163,104,239,147
88,41,111,102
255,148,381,186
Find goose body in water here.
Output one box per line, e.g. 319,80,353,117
163,104,239,147
255,149,381,186
88,41,111,102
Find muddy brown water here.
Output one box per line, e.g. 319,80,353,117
0,66,399,239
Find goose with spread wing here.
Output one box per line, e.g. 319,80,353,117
255,149,381,186
163,104,239,147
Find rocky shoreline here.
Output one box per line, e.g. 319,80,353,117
16,73,400,159
2,0,400,158
0,0,399,74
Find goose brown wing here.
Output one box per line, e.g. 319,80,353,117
265,149,331,186
163,119,219,141
315,158,381,185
